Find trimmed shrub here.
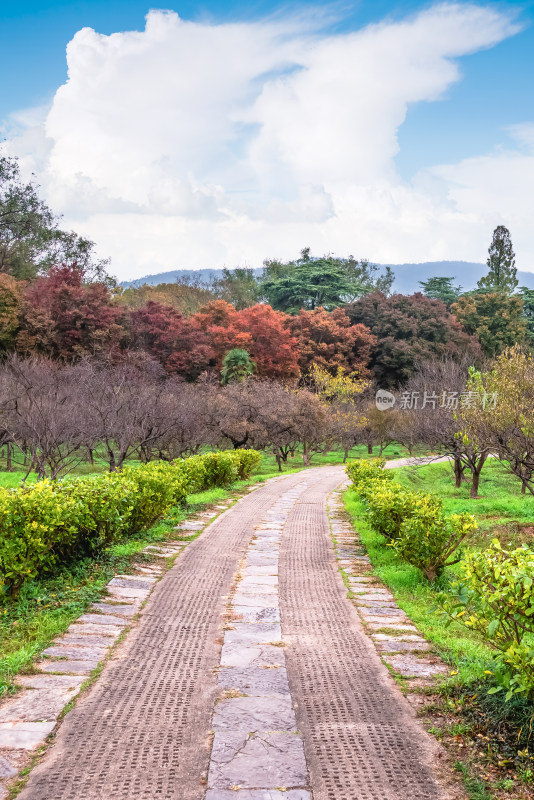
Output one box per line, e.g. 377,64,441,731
395,507,477,581
437,541,534,700
346,458,394,501
232,449,262,480
196,452,238,488
0,481,83,599
364,483,440,540
121,463,178,534
57,472,137,555
0,448,259,599
181,455,208,494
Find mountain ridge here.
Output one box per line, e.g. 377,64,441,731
120,261,534,294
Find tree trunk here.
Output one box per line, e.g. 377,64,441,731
6,443,12,472
343,447,349,463
367,443,373,455
470,470,481,498
453,456,464,489
275,452,283,472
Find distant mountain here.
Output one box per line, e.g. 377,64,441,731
121,268,252,288
389,261,534,293
121,261,534,294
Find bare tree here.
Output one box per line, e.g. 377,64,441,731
0,356,86,479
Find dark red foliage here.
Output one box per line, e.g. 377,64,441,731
129,301,214,379
345,292,482,387
19,265,124,360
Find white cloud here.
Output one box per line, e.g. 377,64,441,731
5,3,532,280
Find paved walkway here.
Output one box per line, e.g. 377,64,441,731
18,465,447,800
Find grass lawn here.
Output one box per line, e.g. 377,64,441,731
344,458,534,687
344,458,534,797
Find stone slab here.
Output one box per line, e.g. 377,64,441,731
57,634,115,648
233,593,280,608
208,731,308,790
375,639,431,653
41,644,107,661
241,566,278,577
206,789,311,800
113,574,157,584
245,555,279,567
382,655,449,678
353,599,399,609
358,608,408,619
240,575,278,586
0,755,17,778
0,721,56,750
37,659,98,675
90,602,138,617
218,667,290,696
220,643,285,669
16,675,85,690
78,613,128,627
106,586,149,600
67,622,122,638
213,696,296,732
224,624,282,645
0,686,79,723
108,578,152,590
232,607,280,624
236,584,277,596
365,622,419,633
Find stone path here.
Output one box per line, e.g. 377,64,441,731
10,464,452,800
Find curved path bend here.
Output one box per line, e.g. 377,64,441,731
19,465,446,800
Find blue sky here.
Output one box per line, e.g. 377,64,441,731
2,0,533,180
2,1,534,279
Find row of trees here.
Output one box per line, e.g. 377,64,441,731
1,263,486,386
1,152,531,387
0,348,532,495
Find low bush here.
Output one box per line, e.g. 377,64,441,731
437,540,534,700
121,463,176,534
0,482,82,599
232,449,262,480
346,458,392,494
395,508,477,581
364,483,435,540
346,458,475,581
0,449,260,599
58,472,137,555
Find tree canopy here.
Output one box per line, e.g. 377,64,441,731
477,225,518,294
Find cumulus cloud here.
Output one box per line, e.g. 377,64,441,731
5,2,531,280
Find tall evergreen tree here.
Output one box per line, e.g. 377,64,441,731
477,225,518,293
419,276,462,308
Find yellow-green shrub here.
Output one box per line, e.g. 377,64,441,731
346,458,393,498
193,451,238,489
364,483,440,540
0,481,83,599
0,448,259,599
57,472,138,553
121,463,176,534
395,508,477,581
437,541,534,699
232,450,262,479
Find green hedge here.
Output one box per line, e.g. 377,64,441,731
0,449,261,599
346,458,477,581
